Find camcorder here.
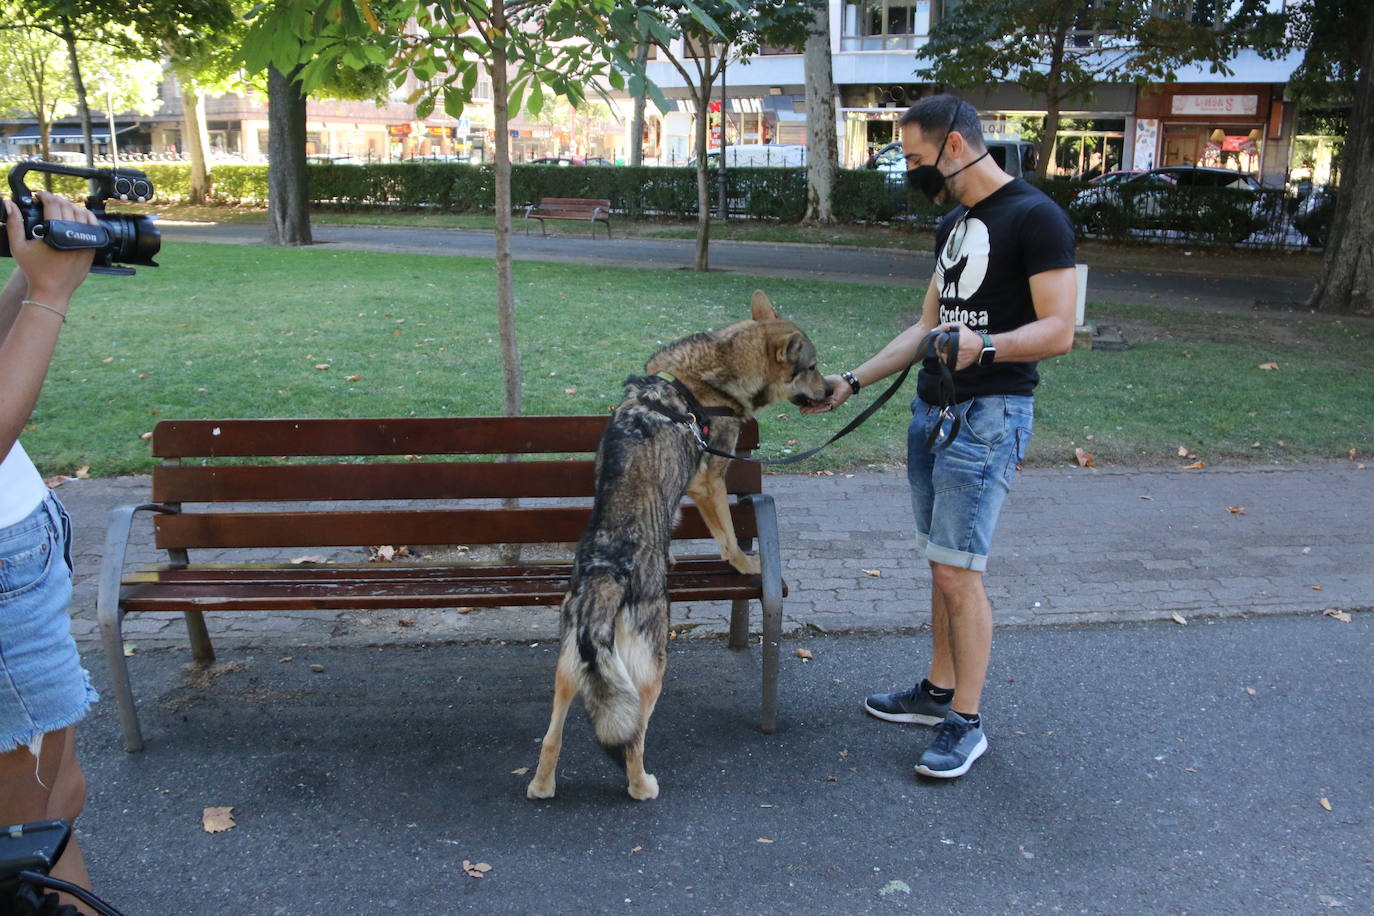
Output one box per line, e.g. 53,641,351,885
0,820,125,915
0,160,161,276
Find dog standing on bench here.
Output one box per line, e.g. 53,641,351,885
527,291,832,801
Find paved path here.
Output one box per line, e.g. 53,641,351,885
159,220,1317,311
57,462,1372,652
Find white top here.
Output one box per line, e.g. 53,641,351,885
0,441,47,529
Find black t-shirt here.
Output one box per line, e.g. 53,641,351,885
917,178,1076,404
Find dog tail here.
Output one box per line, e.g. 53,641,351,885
568,575,642,752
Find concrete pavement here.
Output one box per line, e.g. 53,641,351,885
55,462,1373,653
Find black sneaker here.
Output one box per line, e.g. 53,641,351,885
914,711,988,779
863,682,952,725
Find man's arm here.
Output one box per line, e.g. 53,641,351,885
949,266,1077,370
800,275,941,413
0,266,31,344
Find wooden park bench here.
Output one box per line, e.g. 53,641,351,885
522,197,612,239
97,416,784,752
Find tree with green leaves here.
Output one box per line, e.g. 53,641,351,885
616,0,810,269
241,0,630,417
0,26,163,162
1256,1,1372,316
915,0,1270,184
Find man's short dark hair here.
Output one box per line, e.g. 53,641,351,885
899,94,987,153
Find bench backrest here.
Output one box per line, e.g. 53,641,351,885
148,416,762,551
538,197,611,212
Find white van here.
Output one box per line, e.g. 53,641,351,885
693,144,808,168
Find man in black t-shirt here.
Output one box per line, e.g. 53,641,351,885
804,95,1077,779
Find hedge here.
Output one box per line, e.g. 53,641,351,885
0,160,1311,248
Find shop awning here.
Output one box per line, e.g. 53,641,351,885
4,123,139,144
1169,50,1303,84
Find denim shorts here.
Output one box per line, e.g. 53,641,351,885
907,394,1034,572
0,493,98,754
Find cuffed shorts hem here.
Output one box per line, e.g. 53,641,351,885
914,530,989,572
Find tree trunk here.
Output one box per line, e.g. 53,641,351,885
802,0,838,225
630,38,648,166
491,12,521,416
694,82,712,271
266,65,312,246
59,20,95,172
1309,11,1374,316
181,78,212,204
1034,1,1077,185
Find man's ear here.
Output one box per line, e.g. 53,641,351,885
750,290,777,322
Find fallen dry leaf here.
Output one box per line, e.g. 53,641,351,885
346,374,361,382
1257,362,1278,371
1227,506,1245,515
1349,449,1358,460
291,555,328,565
1177,445,1191,458
314,363,331,370
309,664,325,673
1074,447,1095,468
140,431,153,440
74,465,90,479
1322,609,1353,623
1171,612,1188,626
511,767,529,776
756,838,774,844
564,387,577,395
279,656,294,663
462,860,493,878
397,618,415,627
796,648,814,660
1245,687,1256,695
1318,797,1332,812
1179,460,1206,470
202,807,236,833
862,568,882,578
1310,585,1323,591
44,475,68,489
101,356,114,364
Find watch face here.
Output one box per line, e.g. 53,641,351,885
979,347,995,367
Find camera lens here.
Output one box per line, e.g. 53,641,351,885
100,213,160,267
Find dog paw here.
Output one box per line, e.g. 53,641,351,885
627,773,659,801
526,777,556,800
728,553,761,575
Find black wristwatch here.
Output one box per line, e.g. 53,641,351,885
977,332,996,367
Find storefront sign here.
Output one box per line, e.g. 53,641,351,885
1171,95,1258,116
426,126,453,139
1134,118,1159,170
387,124,412,137
980,120,1021,140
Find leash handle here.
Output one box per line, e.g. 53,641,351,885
699,326,961,466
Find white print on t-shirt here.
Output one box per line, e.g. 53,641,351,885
936,215,990,329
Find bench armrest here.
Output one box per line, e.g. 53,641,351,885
739,493,782,605
96,502,179,753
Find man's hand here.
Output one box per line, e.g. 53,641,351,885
936,322,982,371
799,374,852,414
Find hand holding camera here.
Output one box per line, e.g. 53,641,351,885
0,160,161,279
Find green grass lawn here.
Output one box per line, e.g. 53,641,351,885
24,242,1371,477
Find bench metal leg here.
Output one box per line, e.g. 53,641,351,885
167,548,216,664
746,495,783,734
729,534,753,650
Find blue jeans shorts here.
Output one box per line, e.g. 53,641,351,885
907,394,1034,572
0,493,98,754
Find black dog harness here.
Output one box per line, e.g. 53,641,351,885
645,326,960,466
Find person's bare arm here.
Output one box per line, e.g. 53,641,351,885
945,266,1077,370
0,193,97,457
801,275,941,414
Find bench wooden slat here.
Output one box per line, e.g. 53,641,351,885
151,416,759,459
151,459,762,503
152,504,760,550
127,556,746,582
118,562,772,612
538,197,610,209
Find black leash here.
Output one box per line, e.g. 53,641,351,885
657,328,961,466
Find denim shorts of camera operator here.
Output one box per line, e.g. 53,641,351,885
907,394,1034,572
0,493,98,755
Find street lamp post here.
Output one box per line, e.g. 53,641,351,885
98,75,117,169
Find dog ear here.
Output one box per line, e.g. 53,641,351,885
750,290,777,322
776,330,812,367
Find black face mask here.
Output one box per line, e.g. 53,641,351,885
905,104,990,202
906,149,990,203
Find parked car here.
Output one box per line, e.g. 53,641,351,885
529,156,611,166
1087,169,1151,186
1291,186,1335,247
1070,165,1265,243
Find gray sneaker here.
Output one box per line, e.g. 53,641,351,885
863,682,953,725
914,711,988,778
